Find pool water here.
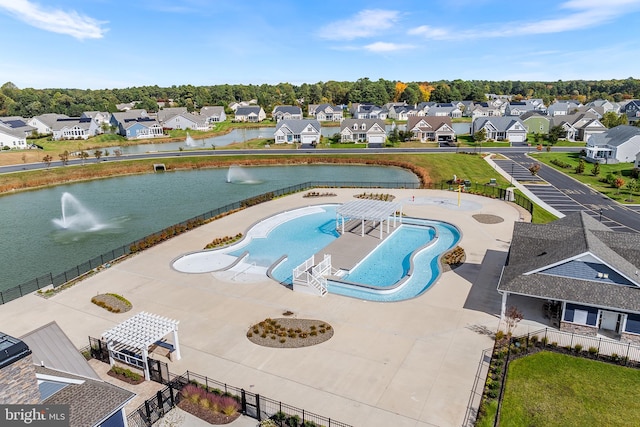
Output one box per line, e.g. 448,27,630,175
224,205,460,301
342,224,436,287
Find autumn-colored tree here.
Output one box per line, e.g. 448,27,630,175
394,82,407,102
505,306,524,337
529,163,541,176
615,177,625,193
418,83,434,101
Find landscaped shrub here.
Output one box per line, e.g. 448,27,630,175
110,365,142,382
574,344,583,353
442,246,465,265
588,346,599,356
204,233,243,249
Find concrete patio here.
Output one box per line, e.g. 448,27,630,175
0,188,537,426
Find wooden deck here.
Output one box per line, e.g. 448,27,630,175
316,219,399,271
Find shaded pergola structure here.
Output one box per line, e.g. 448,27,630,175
336,199,403,239
102,312,181,380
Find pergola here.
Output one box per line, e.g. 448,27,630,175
336,199,403,239
102,312,181,380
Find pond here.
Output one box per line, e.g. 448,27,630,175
0,164,419,291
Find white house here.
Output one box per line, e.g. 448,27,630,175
234,106,266,122
51,117,101,140
274,119,321,145
162,112,209,131
406,116,456,143
27,113,68,135
471,117,527,143
0,124,27,149
584,125,640,164
309,104,343,122
200,106,226,123
339,119,386,145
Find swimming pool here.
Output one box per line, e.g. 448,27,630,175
171,204,460,301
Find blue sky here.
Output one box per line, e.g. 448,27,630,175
1,0,640,90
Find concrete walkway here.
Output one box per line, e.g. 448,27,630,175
0,188,531,427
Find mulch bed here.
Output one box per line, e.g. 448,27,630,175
472,214,504,224
107,369,144,385
92,293,132,313
247,318,334,348
177,399,240,425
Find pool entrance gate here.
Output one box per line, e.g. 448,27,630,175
292,254,334,296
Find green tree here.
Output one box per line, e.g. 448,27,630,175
626,178,638,201
94,150,103,161
42,154,53,168
548,125,566,145
575,159,585,174
591,162,601,176
473,128,486,142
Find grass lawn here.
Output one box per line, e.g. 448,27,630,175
530,152,639,203
499,351,640,426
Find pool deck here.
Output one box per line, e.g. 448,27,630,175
320,219,398,271
0,189,538,427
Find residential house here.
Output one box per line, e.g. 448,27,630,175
505,101,538,116
272,105,303,122
0,123,28,149
51,117,101,140
228,100,257,112
109,109,149,129
547,100,583,116
574,105,605,119
309,104,343,122
110,109,163,138
350,103,388,119
200,106,226,124
161,111,209,131
0,116,36,138
471,103,503,120
551,113,606,142
234,106,266,123
81,111,111,129
460,101,476,117
0,322,135,426
115,101,138,111
498,212,640,345
121,118,164,139
620,100,640,124
426,104,462,118
27,113,68,135
156,107,188,123
587,99,620,114
520,112,550,135
471,116,527,143
406,116,455,143
273,119,321,145
387,105,424,120
584,125,640,163
339,119,386,146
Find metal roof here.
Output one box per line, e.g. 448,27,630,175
102,312,179,350
336,199,401,221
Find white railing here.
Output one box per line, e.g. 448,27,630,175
293,255,329,296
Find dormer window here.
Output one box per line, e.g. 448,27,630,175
352,124,357,130
361,124,366,130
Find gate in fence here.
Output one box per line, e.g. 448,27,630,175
148,357,170,384
88,336,109,363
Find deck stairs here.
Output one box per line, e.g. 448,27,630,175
293,254,337,296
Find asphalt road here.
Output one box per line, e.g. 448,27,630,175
505,153,640,233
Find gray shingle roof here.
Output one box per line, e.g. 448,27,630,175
340,118,385,132
498,212,640,312
275,119,320,134
37,366,134,427
587,125,640,147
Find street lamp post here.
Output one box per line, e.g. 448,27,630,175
599,208,603,222
511,163,514,184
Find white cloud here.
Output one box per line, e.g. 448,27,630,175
409,0,640,41
317,9,400,41
0,0,107,40
364,42,414,53
407,25,452,40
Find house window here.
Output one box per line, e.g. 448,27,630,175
361,124,366,130
563,303,598,326
625,313,640,334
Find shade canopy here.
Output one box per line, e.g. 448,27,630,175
102,312,179,351
336,199,402,222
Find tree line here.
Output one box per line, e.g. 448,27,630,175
1,77,639,118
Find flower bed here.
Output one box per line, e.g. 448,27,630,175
247,317,333,348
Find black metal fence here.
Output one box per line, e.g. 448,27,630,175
478,328,640,426
0,178,530,306
126,370,352,427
